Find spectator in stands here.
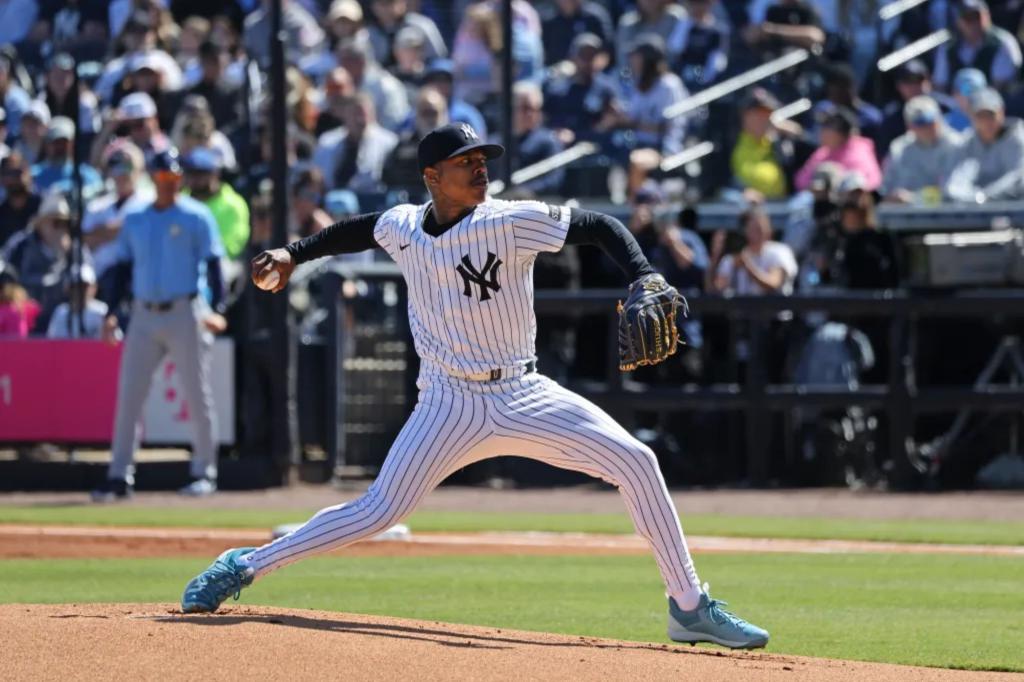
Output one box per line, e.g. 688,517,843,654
392,26,429,96
731,88,800,200
0,51,31,139
41,53,100,142
946,67,988,132
835,187,899,289
743,0,826,58
289,166,333,240
13,101,49,165
709,207,798,295
182,148,249,261
185,41,241,132
46,263,110,339
0,260,38,338
91,92,171,169
600,35,687,156
814,63,883,146
94,14,183,103
82,143,152,286
382,87,448,201
327,0,367,43
945,87,1024,202
876,60,949,157
2,190,91,332
934,0,1022,93
124,51,179,132
243,0,325,69
795,108,882,193
451,3,502,110
315,67,356,136
541,0,614,66
881,96,963,204
666,0,729,92
176,16,212,80
31,116,103,198
367,0,447,68
171,96,238,173
314,93,398,193
336,35,411,131
0,152,40,249
543,33,619,147
615,0,686,66
421,58,487,137
508,82,565,196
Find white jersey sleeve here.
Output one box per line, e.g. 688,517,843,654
373,204,420,261
501,200,571,259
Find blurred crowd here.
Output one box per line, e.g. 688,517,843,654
0,0,1023,346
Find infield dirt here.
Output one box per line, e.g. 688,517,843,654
3,603,1018,682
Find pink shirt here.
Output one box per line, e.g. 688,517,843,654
0,301,36,338
795,135,883,192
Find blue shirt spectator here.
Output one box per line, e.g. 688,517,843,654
30,117,104,198
0,54,30,140
507,82,565,195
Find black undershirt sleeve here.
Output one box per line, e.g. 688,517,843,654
564,208,655,281
284,212,384,264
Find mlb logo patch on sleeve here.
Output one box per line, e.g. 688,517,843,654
547,204,561,221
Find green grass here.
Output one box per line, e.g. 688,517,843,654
0,505,1022,546
1,552,1021,672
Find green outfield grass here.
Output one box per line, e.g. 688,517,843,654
1,552,1021,672
0,505,1022,546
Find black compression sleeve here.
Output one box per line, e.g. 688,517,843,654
103,261,132,310
206,257,225,313
284,211,383,264
565,208,655,280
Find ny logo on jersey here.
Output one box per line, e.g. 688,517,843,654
456,252,502,301
459,123,479,141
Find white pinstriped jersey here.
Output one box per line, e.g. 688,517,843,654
373,198,570,377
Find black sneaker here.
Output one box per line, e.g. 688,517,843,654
90,478,133,503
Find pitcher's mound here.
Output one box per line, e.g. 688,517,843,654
0,603,1006,681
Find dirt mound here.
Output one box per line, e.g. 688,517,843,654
1,604,1014,681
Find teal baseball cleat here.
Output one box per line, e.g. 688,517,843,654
667,585,769,649
180,547,257,613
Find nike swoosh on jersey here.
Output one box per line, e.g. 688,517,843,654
399,243,411,250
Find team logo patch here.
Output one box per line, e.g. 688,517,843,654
170,224,181,237
547,204,561,221
459,123,479,141
456,252,502,301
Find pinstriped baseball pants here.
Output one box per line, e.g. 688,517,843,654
242,372,701,604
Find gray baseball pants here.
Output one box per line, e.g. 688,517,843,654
107,297,218,483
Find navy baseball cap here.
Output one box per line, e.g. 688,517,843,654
149,147,182,174
417,123,503,172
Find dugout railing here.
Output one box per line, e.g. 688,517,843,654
316,258,1024,487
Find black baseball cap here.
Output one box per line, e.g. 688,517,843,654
417,123,503,173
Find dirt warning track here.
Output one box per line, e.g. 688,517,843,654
2,603,1017,682
0,524,1021,559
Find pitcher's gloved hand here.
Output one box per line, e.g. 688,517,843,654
617,273,688,372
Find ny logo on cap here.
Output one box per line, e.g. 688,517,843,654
459,124,479,141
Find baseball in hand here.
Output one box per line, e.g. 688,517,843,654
256,270,281,291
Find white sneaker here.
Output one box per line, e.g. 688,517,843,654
178,478,217,497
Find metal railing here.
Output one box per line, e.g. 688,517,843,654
877,29,951,72
664,49,810,120
316,261,1024,487
489,142,599,196
879,0,931,21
